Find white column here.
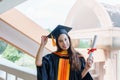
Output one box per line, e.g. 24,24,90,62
117,51,120,80
103,50,118,80
103,58,114,80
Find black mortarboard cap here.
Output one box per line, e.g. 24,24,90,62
47,25,72,46
47,25,72,39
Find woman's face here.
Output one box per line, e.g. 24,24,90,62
58,34,70,50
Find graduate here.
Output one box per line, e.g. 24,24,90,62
35,25,93,80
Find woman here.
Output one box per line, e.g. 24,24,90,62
35,25,93,80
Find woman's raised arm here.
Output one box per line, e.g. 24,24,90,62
35,36,48,66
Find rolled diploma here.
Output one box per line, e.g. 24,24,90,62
88,35,97,59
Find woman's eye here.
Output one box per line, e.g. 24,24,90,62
65,38,67,41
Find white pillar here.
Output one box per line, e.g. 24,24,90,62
117,51,120,80
103,58,114,80
103,50,118,80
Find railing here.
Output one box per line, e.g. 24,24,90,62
0,58,37,80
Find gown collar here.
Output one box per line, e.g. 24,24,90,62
53,50,69,59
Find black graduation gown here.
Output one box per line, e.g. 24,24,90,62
36,53,93,80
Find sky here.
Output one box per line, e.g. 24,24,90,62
16,0,76,30
15,0,120,30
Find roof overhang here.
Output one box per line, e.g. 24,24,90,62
0,0,27,14
0,9,56,57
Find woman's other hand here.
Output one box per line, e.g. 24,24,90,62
85,57,94,70
40,36,48,47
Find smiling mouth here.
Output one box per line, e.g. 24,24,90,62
62,46,67,49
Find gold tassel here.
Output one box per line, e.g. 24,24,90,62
51,35,56,46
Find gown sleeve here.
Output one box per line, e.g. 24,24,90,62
36,55,49,80
80,57,93,80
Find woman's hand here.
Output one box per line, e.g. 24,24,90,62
40,36,48,47
81,57,94,78
85,57,94,70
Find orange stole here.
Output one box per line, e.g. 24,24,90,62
57,58,70,80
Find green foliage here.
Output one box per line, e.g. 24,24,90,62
0,41,35,69
0,40,7,54
79,39,91,48
2,44,23,62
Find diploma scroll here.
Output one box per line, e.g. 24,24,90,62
88,35,97,59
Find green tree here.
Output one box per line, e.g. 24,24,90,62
2,44,23,62
0,40,7,54
79,39,91,48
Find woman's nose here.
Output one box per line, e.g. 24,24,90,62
63,40,66,45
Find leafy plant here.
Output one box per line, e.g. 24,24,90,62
79,39,91,48
2,44,23,62
0,40,7,54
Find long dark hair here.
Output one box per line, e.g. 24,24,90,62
56,33,81,70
